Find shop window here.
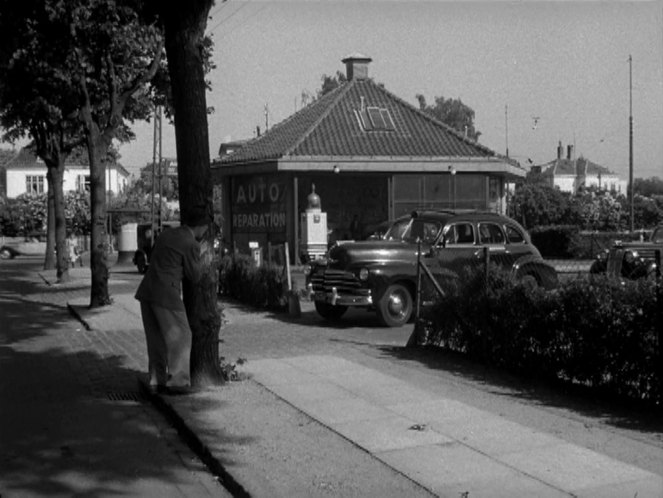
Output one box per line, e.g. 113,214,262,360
25,175,44,194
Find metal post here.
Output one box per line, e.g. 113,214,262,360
628,55,634,233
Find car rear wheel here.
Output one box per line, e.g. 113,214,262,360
376,283,413,327
0,248,12,259
314,301,348,321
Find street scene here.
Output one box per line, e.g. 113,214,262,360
1,1,663,497
1,253,662,497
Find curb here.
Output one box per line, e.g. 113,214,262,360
136,379,251,498
67,302,92,331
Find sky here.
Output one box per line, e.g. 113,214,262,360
50,1,663,180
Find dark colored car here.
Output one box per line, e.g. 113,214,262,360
306,210,558,327
590,225,662,281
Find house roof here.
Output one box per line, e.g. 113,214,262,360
216,76,506,168
5,147,130,177
540,157,616,177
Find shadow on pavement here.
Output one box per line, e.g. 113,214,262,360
0,258,245,496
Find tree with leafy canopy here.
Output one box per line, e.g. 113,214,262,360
416,94,481,141
0,1,86,281
317,70,347,97
152,0,223,385
0,0,165,300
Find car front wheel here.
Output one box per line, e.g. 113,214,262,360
376,283,413,327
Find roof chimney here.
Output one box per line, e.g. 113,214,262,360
342,53,372,81
567,144,573,160
557,141,563,160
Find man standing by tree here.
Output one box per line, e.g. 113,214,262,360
135,218,209,395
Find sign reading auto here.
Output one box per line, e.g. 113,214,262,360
232,175,288,233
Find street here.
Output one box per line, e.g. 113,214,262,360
0,256,230,498
1,255,663,496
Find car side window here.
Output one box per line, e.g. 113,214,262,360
409,220,440,243
443,223,475,245
478,223,505,244
504,224,525,244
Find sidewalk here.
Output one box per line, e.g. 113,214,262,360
52,267,663,497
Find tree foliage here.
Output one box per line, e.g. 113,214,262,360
317,70,347,97
416,94,481,141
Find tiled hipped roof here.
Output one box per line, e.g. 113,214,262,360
220,78,496,164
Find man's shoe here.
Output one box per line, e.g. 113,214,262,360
164,385,199,396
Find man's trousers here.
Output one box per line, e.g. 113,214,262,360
139,301,192,388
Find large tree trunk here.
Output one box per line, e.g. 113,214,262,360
41,148,70,282
85,124,111,307
160,0,222,386
44,173,56,271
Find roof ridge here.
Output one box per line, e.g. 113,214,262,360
371,83,495,156
282,81,354,157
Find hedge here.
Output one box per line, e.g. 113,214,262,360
419,267,662,405
531,225,649,259
218,254,288,310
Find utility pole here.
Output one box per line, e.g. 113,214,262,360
628,55,634,232
504,104,509,158
151,105,162,238
264,103,269,132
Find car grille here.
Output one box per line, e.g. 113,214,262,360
637,248,659,261
310,268,363,294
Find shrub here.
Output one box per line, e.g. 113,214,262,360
423,267,662,404
218,254,287,310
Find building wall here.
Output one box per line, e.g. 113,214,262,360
6,165,127,198
217,170,509,261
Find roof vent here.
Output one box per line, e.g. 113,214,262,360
342,53,372,81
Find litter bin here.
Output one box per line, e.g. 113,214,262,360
117,222,138,264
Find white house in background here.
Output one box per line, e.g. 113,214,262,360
532,142,627,194
1,148,130,198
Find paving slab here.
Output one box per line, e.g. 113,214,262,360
247,355,663,498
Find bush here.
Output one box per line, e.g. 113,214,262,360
530,225,580,258
423,267,662,404
218,254,287,310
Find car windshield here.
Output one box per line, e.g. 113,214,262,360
384,218,442,244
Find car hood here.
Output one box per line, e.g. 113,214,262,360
326,240,422,268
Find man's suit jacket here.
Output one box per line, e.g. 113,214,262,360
135,226,202,311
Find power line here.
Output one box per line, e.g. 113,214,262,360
208,1,251,34
212,3,270,40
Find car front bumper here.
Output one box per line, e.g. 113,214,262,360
308,284,373,307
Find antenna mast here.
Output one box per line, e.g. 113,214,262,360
504,104,509,158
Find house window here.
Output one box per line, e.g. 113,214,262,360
25,175,45,194
355,106,395,131
76,174,90,193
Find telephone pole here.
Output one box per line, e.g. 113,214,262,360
628,55,634,232
151,105,162,237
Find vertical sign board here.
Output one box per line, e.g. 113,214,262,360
231,175,288,235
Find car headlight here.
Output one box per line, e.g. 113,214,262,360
358,268,369,281
624,250,638,264
303,264,311,276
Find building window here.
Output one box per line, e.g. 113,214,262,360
25,175,45,194
76,174,90,193
355,106,395,131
